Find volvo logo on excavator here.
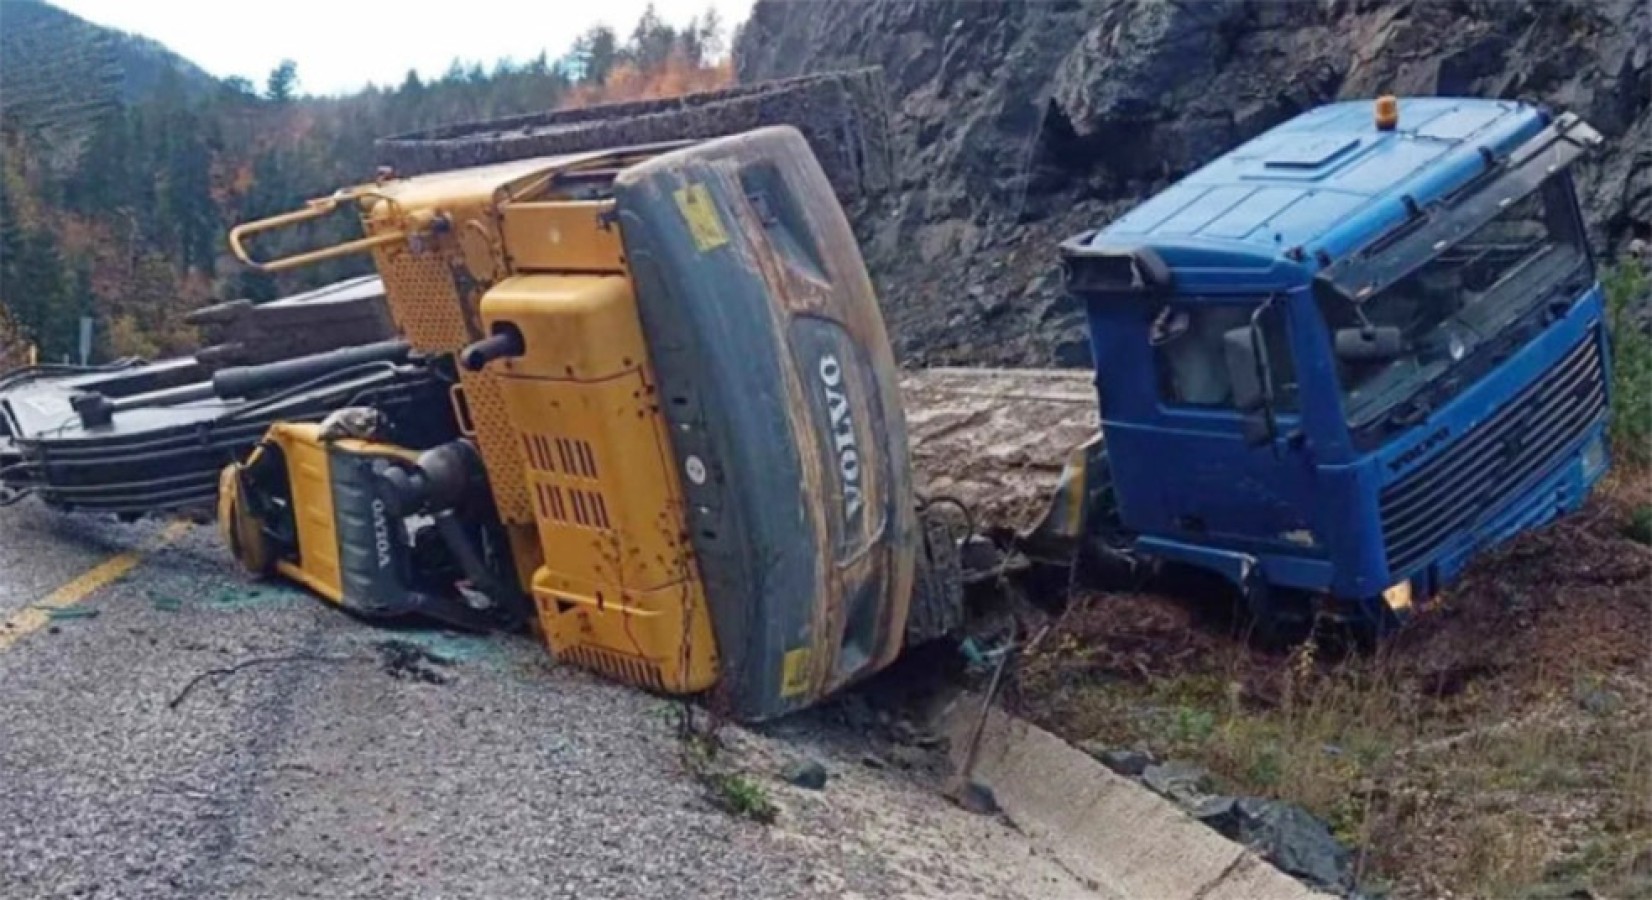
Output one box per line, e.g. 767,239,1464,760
371,498,394,570
818,354,864,524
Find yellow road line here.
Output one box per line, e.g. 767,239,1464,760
0,520,194,653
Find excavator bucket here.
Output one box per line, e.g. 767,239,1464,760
613,126,917,721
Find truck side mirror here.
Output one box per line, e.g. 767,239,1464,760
1226,303,1281,451
1224,327,1264,412
1334,325,1405,363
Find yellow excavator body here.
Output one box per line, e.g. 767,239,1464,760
223,128,920,721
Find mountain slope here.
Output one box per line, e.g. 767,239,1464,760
0,1,734,363
0,0,217,169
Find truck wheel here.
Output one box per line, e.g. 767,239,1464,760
218,464,277,577
374,69,895,203
1244,584,1314,649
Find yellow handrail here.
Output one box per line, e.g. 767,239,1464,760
228,193,408,273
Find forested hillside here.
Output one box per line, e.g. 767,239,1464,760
0,0,731,363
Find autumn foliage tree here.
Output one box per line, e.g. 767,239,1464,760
564,50,732,107
0,4,732,363
565,4,732,106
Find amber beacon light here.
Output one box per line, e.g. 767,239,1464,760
1374,95,1399,130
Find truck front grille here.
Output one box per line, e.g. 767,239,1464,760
1379,334,1605,579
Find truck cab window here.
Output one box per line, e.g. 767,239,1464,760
1153,301,1297,411
1322,174,1588,428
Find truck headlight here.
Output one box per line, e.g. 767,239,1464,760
1583,434,1607,479
1382,581,1413,612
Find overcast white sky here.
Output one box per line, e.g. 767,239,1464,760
52,0,757,96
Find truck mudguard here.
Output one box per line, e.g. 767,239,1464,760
614,126,916,721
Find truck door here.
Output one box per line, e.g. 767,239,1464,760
1114,296,1323,564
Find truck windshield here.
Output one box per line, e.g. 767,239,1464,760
1321,174,1589,429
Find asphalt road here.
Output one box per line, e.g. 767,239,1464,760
0,500,1095,900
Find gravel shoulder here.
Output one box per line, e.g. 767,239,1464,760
0,501,1095,900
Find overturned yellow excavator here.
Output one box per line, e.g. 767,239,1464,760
220,129,952,722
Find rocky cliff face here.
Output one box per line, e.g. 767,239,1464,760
735,0,1652,367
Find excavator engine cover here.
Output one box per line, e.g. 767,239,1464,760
613,127,917,721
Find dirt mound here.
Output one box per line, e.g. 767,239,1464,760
1019,473,1650,701
1392,479,1652,703
1009,476,1652,899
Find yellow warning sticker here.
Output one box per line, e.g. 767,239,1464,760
674,182,729,252
780,647,812,698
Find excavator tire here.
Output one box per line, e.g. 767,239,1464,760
375,68,895,203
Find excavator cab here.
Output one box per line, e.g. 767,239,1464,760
222,127,919,721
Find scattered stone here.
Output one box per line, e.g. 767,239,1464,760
860,752,889,770
891,717,947,749
1140,760,1213,805
1188,795,1240,839
913,732,948,750
887,744,933,770
1051,338,1092,368
947,780,1000,816
1087,747,1155,777
837,695,877,732
1575,685,1622,716
1232,797,1352,893
781,759,828,791
374,640,454,685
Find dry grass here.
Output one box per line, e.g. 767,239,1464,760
1014,471,1652,899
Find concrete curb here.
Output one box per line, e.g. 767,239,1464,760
940,698,1333,900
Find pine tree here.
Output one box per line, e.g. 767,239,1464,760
577,25,619,84
628,5,677,71
699,7,726,59
1,4,731,361
265,60,299,102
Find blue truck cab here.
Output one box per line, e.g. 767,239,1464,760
1061,98,1611,628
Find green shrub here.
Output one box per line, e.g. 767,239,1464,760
703,772,778,824
1625,504,1652,545
1604,260,1652,467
